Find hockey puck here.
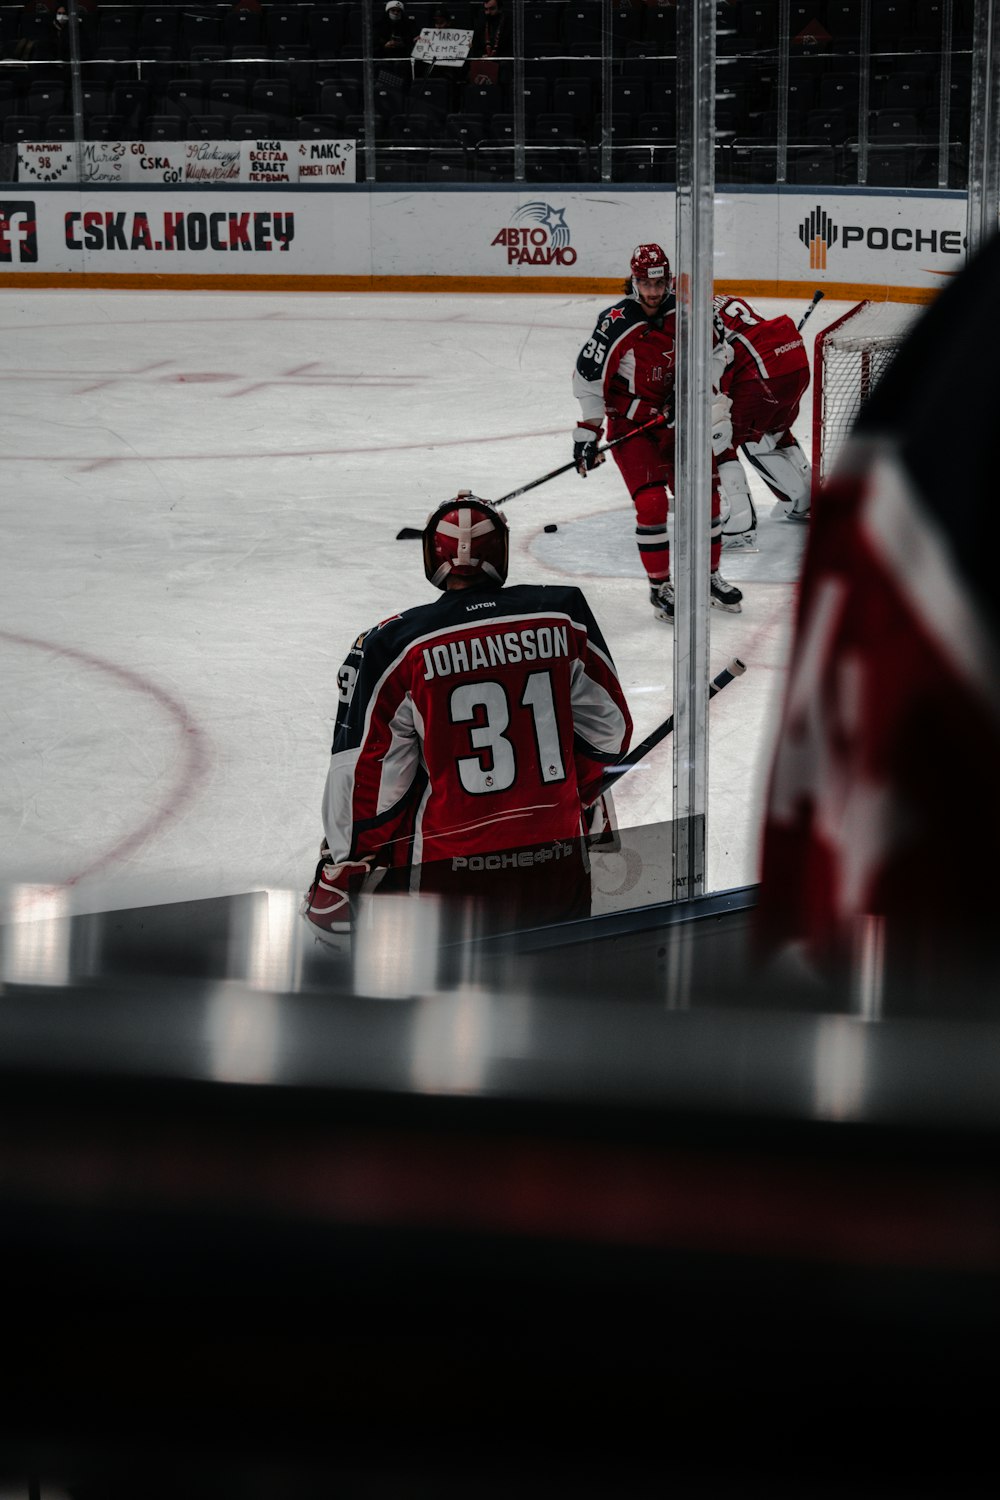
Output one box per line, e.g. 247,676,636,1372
544,523,558,533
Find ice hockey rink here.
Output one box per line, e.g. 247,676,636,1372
0,286,905,926
5,284,1000,1500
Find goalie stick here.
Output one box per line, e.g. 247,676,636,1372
395,412,668,539
797,289,824,332
595,657,746,797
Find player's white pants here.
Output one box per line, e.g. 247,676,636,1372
718,457,757,540
741,432,811,516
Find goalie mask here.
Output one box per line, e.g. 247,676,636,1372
423,492,510,591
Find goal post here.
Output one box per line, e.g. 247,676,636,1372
811,301,918,505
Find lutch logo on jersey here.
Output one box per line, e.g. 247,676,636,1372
0,202,38,263
491,201,577,266
798,202,963,269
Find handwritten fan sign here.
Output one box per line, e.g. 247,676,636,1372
16,139,355,184
411,27,473,66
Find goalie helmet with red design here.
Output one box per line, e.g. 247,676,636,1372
630,242,672,312
423,491,510,591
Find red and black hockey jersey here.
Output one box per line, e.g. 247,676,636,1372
323,583,632,870
574,291,678,430
713,294,808,394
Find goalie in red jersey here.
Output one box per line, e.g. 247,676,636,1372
711,293,813,542
572,242,743,623
303,492,632,937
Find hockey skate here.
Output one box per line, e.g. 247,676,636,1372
722,528,758,552
710,571,743,612
649,579,674,623
774,498,811,523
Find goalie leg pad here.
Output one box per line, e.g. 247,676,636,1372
718,457,757,541
742,432,811,512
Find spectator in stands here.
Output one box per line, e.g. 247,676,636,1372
415,5,462,79
14,0,96,64
467,0,508,88
378,0,416,87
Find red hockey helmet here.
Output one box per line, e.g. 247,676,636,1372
630,242,672,287
423,492,510,590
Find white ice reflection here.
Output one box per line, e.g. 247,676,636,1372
205,982,281,1085
408,987,534,1097
228,887,303,993
0,884,73,988
812,1014,868,1122
409,987,493,1096
352,890,441,1000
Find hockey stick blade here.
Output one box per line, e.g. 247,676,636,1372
395,413,668,539
596,657,746,796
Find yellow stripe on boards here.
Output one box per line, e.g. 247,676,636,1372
0,272,946,303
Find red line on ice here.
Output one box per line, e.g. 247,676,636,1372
0,427,567,470
0,630,211,891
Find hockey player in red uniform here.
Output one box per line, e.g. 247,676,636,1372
573,242,743,623
711,293,812,540
303,493,632,936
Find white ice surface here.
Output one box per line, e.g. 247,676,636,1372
0,288,854,920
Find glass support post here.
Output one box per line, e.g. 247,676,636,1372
857,1,871,185
600,0,613,183
777,0,790,184
938,0,954,189
362,1,377,184
672,0,715,907
68,2,85,155
514,0,526,182
967,0,1000,254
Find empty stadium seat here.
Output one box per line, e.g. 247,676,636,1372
42,115,75,141
161,79,205,120
231,113,275,139
187,114,228,140
298,114,343,138
207,77,251,118
86,113,126,141
251,78,293,125
179,9,223,56
143,114,185,142
317,78,362,117
870,108,922,140
551,76,594,133
137,8,180,57
2,116,43,146
445,112,486,148
226,4,266,49
307,5,347,60
267,6,306,52
424,151,470,182
110,80,152,131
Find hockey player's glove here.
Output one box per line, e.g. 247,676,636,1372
574,421,605,477
302,843,372,933
711,391,734,455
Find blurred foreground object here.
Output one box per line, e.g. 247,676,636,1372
757,232,1000,1007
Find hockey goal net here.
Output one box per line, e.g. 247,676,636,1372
811,301,920,500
